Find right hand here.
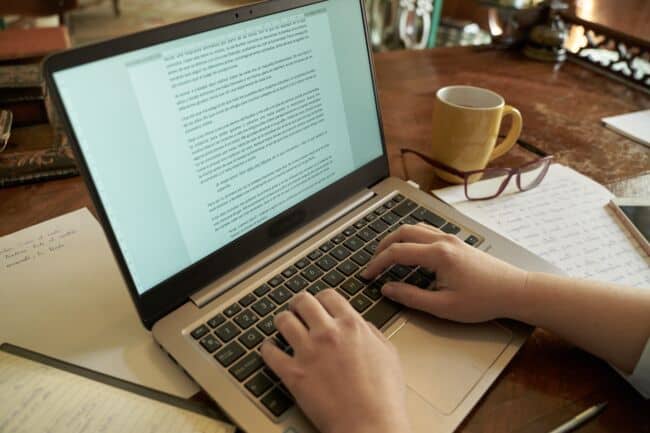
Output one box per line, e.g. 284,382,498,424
361,223,528,323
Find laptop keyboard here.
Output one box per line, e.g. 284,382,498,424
189,193,482,420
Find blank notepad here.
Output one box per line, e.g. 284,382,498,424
0,349,234,433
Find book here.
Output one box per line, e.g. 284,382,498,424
0,344,235,433
0,63,47,126
0,124,78,187
432,164,650,288
0,27,70,61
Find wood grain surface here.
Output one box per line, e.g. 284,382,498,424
1,47,649,432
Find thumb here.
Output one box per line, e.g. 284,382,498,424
381,282,454,318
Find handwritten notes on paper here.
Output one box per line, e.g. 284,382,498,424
433,164,650,288
1,227,78,269
0,208,199,399
0,350,234,433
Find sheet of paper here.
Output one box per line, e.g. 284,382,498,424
0,208,199,398
0,350,234,433
433,164,650,287
602,109,650,148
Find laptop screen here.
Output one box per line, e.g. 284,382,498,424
53,0,383,295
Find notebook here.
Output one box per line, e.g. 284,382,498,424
602,109,650,148
432,164,650,288
0,344,234,433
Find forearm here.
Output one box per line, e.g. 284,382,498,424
506,272,650,373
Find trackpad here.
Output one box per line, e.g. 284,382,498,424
389,311,513,415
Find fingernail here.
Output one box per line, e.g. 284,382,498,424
360,268,370,278
382,283,395,296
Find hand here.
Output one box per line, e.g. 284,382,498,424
260,290,411,433
361,223,528,323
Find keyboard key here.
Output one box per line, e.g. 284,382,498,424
295,258,310,269
301,264,323,282
393,199,417,217
384,200,395,209
229,351,265,382
269,286,292,305
316,255,337,271
412,207,446,228
239,293,257,307
254,284,271,297
381,211,400,226
350,250,372,266
369,219,389,234
215,341,246,367
274,304,289,316
350,294,372,312
341,278,364,296
363,282,383,300
405,271,432,289
465,235,480,246
358,227,376,242
239,328,264,349
323,270,345,287
246,372,273,397
441,223,461,235
353,219,366,229
364,240,379,255
308,250,322,260
191,325,209,339
343,236,365,251
264,366,280,382
274,334,291,352
307,280,328,295
257,315,276,335
285,275,309,293
343,227,356,236
389,264,412,279
418,267,436,280
252,298,276,317
337,260,359,276
268,275,285,287
374,205,387,215
262,387,293,417
393,194,405,202
281,266,297,278
402,216,418,225
200,334,222,353
223,303,241,318
207,313,226,329
331,245,351,261
319,241,335,253
332,233,346,244
364,213,377,222
234,309,258,329
215,321,241,342
363,298,402,330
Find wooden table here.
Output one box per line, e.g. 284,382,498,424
1,47,649,431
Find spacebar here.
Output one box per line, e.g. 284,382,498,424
363,298,402,329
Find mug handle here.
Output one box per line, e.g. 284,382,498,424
489,105,522,161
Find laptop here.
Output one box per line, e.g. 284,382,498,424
44,1,559,431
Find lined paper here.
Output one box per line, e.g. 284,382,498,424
0,350,234,433
433,164,650,287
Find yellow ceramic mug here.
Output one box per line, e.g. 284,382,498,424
431,85,522,184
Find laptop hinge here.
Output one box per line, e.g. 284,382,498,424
191,189,376,308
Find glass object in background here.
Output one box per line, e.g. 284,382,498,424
401,148,554,201
0,110,12,153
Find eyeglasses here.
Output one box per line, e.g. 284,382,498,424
400,148,554,201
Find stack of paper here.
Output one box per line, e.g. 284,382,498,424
433,164,650,288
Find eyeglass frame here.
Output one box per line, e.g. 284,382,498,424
400,148,554,201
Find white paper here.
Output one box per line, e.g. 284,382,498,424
0,208,199,398
0,350,234,433
602,109,650,147
433,164,650,287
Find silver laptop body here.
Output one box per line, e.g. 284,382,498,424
45,1,559,432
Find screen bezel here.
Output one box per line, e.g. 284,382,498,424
44,0,389,329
